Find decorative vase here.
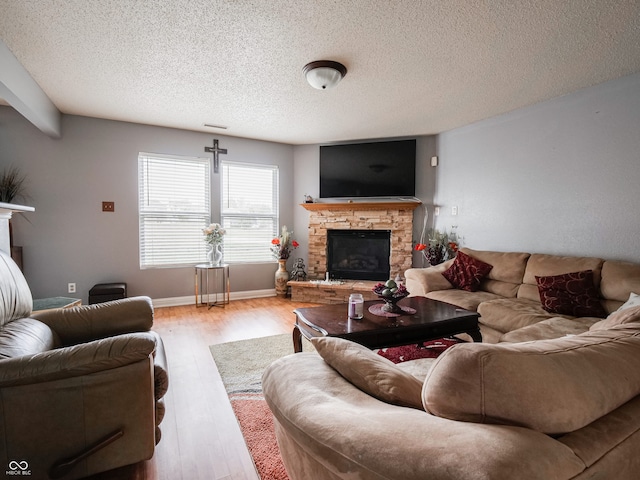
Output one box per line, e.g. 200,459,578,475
207,243,223,266
275,259,289,297
372,281,409,314
381,297,404,314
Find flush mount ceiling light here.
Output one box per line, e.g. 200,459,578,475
303,60,347,90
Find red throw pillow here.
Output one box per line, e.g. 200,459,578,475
535,270,607,318
442,251,493,292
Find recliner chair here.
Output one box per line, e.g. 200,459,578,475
0,250,168,480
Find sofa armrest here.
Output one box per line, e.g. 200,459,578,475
262,352,584,480
405,260,454,297
0,332,157,388
31,296,153,345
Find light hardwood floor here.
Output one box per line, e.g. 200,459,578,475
89,296,318,480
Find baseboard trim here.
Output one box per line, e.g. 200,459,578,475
151,289,277,307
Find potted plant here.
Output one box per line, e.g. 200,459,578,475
0,165,28,204
414,228,460,266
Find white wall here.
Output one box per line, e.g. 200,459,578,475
0,109,295,303
433,72,640,262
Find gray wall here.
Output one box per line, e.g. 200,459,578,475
433,71,640,262
3,69,639,305
0,109,295,303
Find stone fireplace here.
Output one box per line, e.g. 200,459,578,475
290,201,420,303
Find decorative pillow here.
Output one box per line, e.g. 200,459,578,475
535,270,607,318
442,250,493,292
310,337,424,409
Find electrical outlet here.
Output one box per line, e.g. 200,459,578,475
452,205,458,216
68,283,76,294
102,201,115,212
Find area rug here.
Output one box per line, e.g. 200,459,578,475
210,334,310,480
376,337,463,363
209,334,460,480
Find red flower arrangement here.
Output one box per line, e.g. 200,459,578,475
271,226,299,260
414,229,459,265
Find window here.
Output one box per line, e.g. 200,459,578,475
138,153,210,268
221,161,279,263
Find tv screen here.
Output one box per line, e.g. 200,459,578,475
319,139,416,198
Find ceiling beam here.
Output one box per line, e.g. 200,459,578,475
0,40,61,138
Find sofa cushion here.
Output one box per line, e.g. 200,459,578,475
518,254,604,303
460,248,530,297
404,260,454,297
600,260,640,304
477,298,558,333
0,318,60,359
311,337,424,409
590,305,640,331
535,270,607,318
599,291,640,320
499,316,600,343
423,324,640,434
425,289,503,312
442,251,493,292
617,292,640,311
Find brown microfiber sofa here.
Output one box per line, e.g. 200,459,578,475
263,306,640,479
404,247,640,343
263,247,640,479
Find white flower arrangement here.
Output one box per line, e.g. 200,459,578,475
203,223,226,245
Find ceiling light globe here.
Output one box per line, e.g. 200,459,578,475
303,61,347,90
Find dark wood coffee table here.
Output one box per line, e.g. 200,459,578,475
292,296,481,352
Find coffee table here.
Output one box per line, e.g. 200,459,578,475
292,296,481,352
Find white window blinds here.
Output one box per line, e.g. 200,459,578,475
138,153,210,268
221,162,279,263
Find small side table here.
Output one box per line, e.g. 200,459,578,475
195,263,230,309
33,297,82,313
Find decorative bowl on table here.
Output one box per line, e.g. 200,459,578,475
372,280,410,314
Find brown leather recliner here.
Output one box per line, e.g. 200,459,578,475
0,250,168,480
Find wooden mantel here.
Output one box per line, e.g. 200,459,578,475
301,200,421,211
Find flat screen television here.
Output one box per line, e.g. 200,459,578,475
319,139,416,198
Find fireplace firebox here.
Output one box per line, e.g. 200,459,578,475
327,229,391,281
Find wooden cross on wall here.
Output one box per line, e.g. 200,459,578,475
204,139,227,173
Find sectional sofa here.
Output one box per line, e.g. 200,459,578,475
263,247,640,479
405,247,640,343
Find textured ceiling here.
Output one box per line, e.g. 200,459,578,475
1,0,640,145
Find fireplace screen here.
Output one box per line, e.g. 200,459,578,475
327,229,391,281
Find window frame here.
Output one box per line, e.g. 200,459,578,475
138,152,211,269
220,160,279,264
